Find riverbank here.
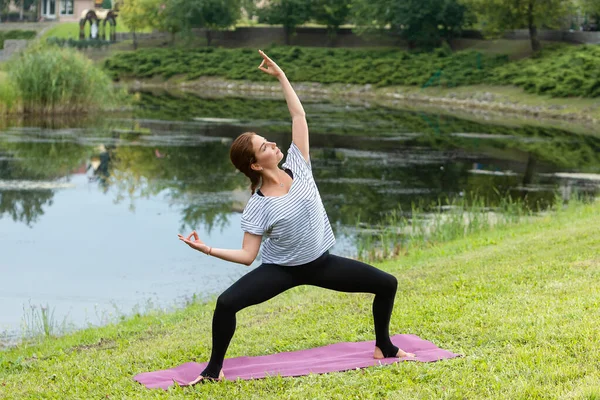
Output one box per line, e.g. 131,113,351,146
1,200,599,399
125,76,600,135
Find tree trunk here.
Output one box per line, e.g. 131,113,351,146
206,29,212,47
20,0,24,21
284,26,291,45
133,30,138,50
527,0,541,52
170,31,175,46
326,26,338,47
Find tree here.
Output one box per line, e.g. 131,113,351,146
12,0,35,21
257,0,312,45
311,0,351,44
352,0,468,49
462,0,575,52
578,0,600,21
171,0,241,46
118,0,154,49
146,0,183,45
0,0,9,22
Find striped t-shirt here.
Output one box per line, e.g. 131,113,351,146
241,142,336,266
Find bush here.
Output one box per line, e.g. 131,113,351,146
103,46,510,87
7,44,123,114
102,44,600,98
489,44,600,97
0,30,37,49
46,37,113,49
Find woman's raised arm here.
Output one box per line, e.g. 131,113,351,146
257,50,310,162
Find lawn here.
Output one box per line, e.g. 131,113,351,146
40,21,152,40
1,200,599,399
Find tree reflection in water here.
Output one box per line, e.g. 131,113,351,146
0,92,599,234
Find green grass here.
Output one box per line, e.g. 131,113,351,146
41,21,152,40
1,200,599,398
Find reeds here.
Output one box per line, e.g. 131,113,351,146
4,44,122,115
21,302,68,341
353,192,572,262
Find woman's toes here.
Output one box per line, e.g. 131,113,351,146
397,349,416,358
187,375,205,386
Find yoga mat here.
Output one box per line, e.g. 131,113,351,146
134,334,461,390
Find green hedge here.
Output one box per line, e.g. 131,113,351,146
0,30,37,49
47,37,114,49
489,44,600,97
103,46,509,87
103,44,600,98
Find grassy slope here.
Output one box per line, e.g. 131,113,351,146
1,201,599,399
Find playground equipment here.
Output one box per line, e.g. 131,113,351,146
79,9,118,42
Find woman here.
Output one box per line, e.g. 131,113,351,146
178,50,414,385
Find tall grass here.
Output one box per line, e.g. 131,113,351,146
0,76,20,114
354,192,565,262
6,43,123,114
21,303,68,341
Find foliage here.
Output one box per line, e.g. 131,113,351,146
578,0,600,17
103,44,600,98
489,43,600,97
462,0,575,50
257,0,312,44
178,0,242,46
103,46,509,86
7,44,122,114
118,0,156,49
0,29,37,49
46,37,114,49
311,0,350,36
352,0,469,48
12,0,36,11
151,0,183,40
0,77,20,114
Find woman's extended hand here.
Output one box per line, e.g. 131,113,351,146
257,49,284,77
178,231,211,254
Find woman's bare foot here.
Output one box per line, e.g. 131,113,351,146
185,369,225,386
373,346,416,359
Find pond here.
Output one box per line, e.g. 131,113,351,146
1,89,599,344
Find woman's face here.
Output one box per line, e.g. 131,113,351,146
251,134,283,170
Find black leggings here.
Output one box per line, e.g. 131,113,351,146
201,251,399,378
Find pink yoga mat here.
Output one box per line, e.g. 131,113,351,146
134,334,461,390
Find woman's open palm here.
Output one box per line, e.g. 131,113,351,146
257,50,283,77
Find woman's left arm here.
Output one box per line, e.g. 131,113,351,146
258,50,310,162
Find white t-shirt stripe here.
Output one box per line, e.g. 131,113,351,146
240,142,336,266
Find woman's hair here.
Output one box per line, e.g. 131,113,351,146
230,132,261,194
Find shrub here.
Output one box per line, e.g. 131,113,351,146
8,44,123,114
102,44,600,98
0,30,37,49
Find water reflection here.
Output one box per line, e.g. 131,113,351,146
1,92,600,229
1,91,599,340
